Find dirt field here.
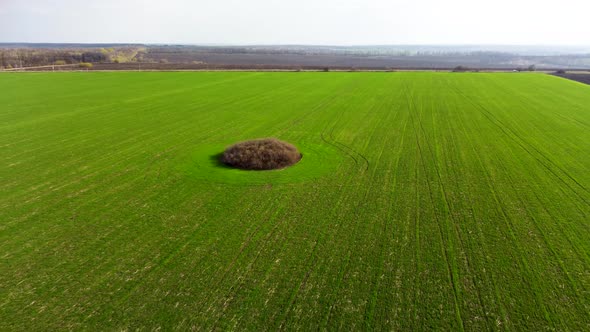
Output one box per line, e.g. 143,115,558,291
554,73,590,85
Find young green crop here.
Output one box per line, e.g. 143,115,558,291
1,72,589,330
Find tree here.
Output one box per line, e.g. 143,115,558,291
16,50,27,68
528,64,536,72
452,65,469,72
79,62,93,69
81,52,106,63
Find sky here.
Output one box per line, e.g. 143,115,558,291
1,0,589,45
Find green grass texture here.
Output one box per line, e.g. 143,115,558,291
1,72,589,330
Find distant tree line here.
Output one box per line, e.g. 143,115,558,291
0,47,144,69
144,46,520,58
2,45,588,70
0,50,107,68
513,65,537,72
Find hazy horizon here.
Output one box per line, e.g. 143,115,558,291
2,42,590,47
1,0,589,45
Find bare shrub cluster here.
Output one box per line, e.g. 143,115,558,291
221,138,302,170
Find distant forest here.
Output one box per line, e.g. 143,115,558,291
0,46,144,69
1,44,589,70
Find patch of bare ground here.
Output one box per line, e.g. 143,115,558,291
554,72,590,85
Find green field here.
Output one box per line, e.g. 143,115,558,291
1,72,589,330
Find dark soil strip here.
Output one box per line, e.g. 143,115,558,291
553,73,590,85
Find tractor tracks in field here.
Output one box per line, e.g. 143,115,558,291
495,77,590,130
451,96,513,326
216,160,372,325
322,91,402,329
208,194,294,328
450,84,589,210
403,82,466,331
109,197,212,312
455,80,590,316
447,79,559,328
465,134,557,327
277,76,370,174
434,93,492,327
318,85,371,174
279,84,400,329
440,88,513,327
322,109,370,174
275,168,367,329
279,134,371,329
489,146,589,310
320,124,370,174
362,92,409,329
277,82,349,136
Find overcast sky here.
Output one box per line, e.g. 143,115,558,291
1,0,589,45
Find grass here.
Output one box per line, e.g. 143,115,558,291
1,72,589,330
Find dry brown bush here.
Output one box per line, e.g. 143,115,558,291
221,138,302,170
